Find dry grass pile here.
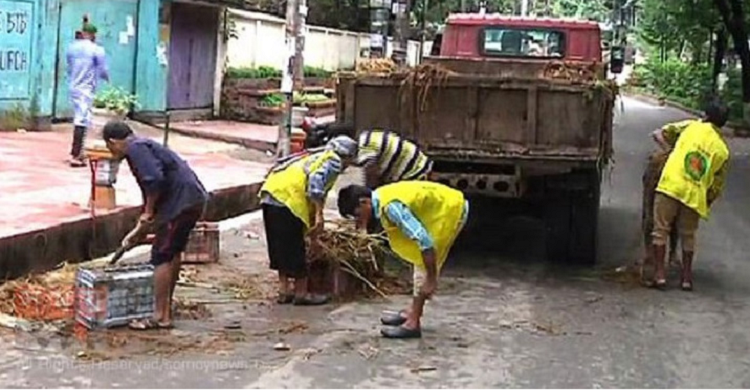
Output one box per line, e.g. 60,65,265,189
0,259,110,321
307,220,408,297
355,58,397,74
399,63,455,112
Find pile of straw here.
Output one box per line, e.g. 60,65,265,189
307,221,406,297
356,58,397,74
399,63,455,112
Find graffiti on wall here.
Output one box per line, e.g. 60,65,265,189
0,0,32,99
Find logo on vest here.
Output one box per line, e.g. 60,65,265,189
684,151,708,181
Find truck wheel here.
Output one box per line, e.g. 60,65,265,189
544,175,600,265
567,186,599,265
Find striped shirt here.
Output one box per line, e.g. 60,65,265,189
356,130,432,183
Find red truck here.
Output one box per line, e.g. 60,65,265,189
337,14,615,264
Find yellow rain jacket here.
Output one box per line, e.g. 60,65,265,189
375,181,466,269
657,120,730,218
260,150,340,228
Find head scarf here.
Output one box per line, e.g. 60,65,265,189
326,135,358,159
82,22,98,35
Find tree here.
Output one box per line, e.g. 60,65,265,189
713,0,750,121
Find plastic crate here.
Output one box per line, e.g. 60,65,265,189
181,222,220,264
74,264,155,329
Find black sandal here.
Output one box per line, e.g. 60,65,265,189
381,326,422,339
681,280,693,291
129,318,173,331
380,310,407,326
651,279,667,290
276,293,294,304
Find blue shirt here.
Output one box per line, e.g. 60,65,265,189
261,152,342,206
125,138,208,223
66,39,108,92
372,192,469,251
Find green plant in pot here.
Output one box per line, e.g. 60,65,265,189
92,86,139,129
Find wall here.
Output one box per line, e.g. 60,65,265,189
0,0,47,126
134,0,169,112
226,9,366,71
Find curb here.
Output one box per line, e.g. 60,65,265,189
622,91,749,138
133,118,277,153
0,181,263,280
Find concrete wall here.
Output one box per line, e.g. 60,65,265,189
226,9,366,71
135,0,170,112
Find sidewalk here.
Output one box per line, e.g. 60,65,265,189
165,115,337,152
0,122,271,277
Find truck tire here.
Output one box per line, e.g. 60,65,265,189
544,172,600,265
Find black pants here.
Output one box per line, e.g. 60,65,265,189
262,203,307,278
150,205,203,266
70,125,87,158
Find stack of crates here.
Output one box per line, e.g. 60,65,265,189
74,264,155,329
182,222,220,264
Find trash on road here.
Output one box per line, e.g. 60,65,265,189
273,342,291,351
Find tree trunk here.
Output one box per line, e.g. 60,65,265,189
712,28,727,93
714,0,750,121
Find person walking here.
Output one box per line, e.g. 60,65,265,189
66,22,109,167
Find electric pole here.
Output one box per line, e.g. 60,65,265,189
393,0,410,65
521,0,529,16
277,0,307,158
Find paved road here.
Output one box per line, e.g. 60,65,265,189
3,97,750,388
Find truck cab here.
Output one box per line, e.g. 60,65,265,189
433,14,602,63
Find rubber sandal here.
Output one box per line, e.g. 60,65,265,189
293,294,330,306
129,319,173,331
276,293,294,304
381,326,422,339
380,311,407,326
681,281,693,291
651,279,667,290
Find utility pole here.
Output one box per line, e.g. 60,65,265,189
521,0,529,16
393,0,410,65
277,0,306,158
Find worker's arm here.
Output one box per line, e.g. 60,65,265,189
94,46,110,82
383,201,438,296
652,120,692,151
307,156,343,234
126,143,165,221
708,159,729,206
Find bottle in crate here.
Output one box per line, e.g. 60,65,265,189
181,222,220,264
75,264,155,329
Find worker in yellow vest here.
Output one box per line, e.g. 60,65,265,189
337,181,469,339
650,99,730,291
260,136,358,306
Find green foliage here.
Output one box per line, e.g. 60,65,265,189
633,58,712,109
260,93,285,107
721,68,743,121
225,66,332,80
294,92,330,105
93,86,139,115
0,104,29,131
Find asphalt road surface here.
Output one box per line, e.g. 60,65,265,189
3,97,750,388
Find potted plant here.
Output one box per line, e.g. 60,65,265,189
91,86,139,130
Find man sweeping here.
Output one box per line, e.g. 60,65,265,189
260,136,359,306
103,121,208,330
649,99,730,290
337,181,468,339
66,22,109,167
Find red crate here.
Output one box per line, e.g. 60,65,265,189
181,222,220,264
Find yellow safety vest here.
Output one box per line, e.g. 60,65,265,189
260,150,340,228
657,121,729,218
375,181,465,269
